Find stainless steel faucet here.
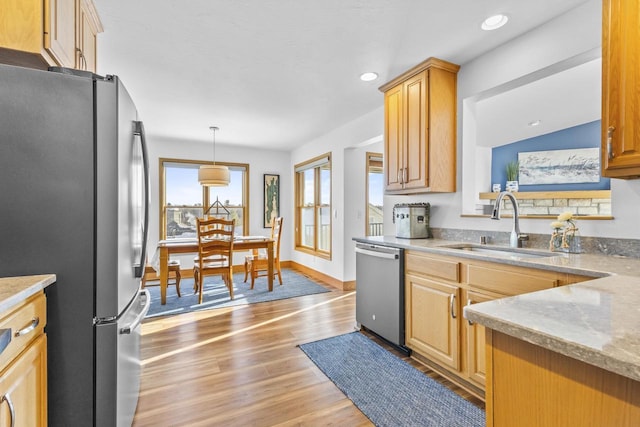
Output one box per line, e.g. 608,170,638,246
491,191,528,248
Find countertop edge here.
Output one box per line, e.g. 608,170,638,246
0,274,57,314
464,301,640,382
353,236,626,279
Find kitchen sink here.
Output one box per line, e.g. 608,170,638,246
440,244,559,259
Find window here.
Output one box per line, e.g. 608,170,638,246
295,153,331,257
366,153,384,236
159,158,249,239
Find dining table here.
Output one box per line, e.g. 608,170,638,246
153,236,275,305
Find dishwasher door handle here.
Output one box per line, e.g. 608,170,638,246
355,246,399,260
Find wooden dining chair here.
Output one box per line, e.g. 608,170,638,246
244,217,283,289
141,258,182,297
193,217,235,303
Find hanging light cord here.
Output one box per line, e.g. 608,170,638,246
210,126,219,165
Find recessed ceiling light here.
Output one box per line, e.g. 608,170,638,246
481,14,508,31
528,120,542,127
360,72,378,82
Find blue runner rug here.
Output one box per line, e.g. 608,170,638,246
145,268,330,318
299,332,485,427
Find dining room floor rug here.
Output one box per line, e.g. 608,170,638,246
145,268,330,318
299,332,485,427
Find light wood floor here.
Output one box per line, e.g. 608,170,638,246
133,276,484,426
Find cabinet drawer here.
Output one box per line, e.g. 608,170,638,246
467,264,557,296
0,293,46,370
406,252,460,282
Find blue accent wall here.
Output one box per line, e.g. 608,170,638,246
491,120,610,191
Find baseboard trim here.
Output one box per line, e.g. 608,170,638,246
285,261,355,291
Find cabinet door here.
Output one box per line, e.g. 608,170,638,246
45,0,76,67
405,273,460,370
465,289,495,388
0,334,47,427
403,71,428,189
77,0,100,72
384,84,404,190
602,0,640,178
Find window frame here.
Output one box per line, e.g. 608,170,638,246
294,152,332,259
366,152,384,236
159,157,250,240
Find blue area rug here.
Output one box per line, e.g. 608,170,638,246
299,332,485,427
145,268,330,318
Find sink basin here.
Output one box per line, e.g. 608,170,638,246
440,244,559,259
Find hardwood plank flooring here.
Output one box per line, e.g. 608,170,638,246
134,276,484,426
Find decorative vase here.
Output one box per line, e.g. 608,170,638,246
552,227,581,253
564,228,582,254
506,180,519,192
550,230,564,252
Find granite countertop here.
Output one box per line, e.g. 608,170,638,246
354,235,640,381
0,275,56,314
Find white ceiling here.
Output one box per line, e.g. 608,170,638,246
476,57,601,148
94,0,592,150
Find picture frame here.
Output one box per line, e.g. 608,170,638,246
263,174,280,228
518,148,600,185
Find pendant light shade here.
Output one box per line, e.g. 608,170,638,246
198,164,230,186
199,126,230,186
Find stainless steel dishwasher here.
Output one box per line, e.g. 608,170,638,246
355,243,409,354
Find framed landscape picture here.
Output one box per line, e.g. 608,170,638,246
518,148,600,185
263,174,280,228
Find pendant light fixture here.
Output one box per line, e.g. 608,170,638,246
198,126,230,186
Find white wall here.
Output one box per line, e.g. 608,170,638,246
146,135,292,267
344,139,384,280
291,108,383,282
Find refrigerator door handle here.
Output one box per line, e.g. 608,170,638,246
133,120,150,278
120,290,151,335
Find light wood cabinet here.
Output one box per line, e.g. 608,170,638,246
486,329,640,427
76,0,101,72
406,273,460,371
379,57,459,194
601,0,640,178
464,289,495,388
0,0,102,71
405,252,461,372
404,250,590,398
46,0,77,68
0,335,47,427
0,292,47,427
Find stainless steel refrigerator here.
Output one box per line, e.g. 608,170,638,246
0,63,151,426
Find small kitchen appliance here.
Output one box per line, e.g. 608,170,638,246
393,202,430,238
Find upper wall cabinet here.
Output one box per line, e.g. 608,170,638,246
0,0,103,72
602,0,640,179
379,58,460,194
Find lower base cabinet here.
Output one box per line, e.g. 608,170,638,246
486,329,640,426
0,292,47,426
464,289,495,388
406,273,460,371
405,250,592,398
0,334,47,426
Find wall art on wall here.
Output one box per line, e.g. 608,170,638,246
518,148,600,185
264,174,280,228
